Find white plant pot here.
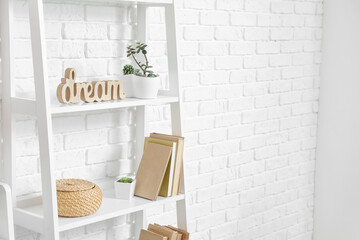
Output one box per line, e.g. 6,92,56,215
133,75,160,99
122,75,135,98
114,180,136,200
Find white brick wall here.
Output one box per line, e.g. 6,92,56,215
0,0,322,239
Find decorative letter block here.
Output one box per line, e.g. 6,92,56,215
57,68,126,104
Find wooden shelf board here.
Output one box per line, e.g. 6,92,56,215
16,191,184,232
51,95,179,115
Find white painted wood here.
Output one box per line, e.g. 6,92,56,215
135,5,148,173
56,194,180,231
51,95,178,115
164,2,189,231
15,192,184,232
28,0,59,239
10,96,179,116
13,208,44,234
57,196,175,232
44,0,173,5
11,98,37,116
134,5,148,237
165,5,180,98
134,210,148,239
1,0,16,206
1,0,188,237
135,105,146,171
0,183,15,240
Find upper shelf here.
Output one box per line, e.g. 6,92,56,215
44,0,173,5
51,95,178,115
11,95,179,116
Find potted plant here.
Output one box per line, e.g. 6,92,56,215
122,64,135,97
114,177,136,200
124,42,160,99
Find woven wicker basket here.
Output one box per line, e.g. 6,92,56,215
56,179,102,218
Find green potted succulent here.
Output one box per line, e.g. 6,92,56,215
122,42,160,99
114,176,136,200
122,64,135,97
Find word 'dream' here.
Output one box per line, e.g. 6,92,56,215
57,68,126,104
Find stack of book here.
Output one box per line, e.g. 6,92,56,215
134,133,184,201
140,224,189,240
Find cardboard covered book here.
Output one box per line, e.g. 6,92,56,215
139,229,167,240
148,224,178,240
144,137,177,197
135,142,172,200
150,133,184,195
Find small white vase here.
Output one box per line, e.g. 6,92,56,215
132,75,160,99
122,75,135,98
114,180,136,200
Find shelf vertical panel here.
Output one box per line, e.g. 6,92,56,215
134,4,148,174
28,0,59,239
0,183,15,240
0,0,17,206
164,2,189,231
134,3,149,236
134,210,147,240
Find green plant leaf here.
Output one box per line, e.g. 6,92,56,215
123,64,134,75
117,177,133,183
126,41,158,77
147,73,158,77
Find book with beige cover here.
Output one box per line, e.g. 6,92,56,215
166,226,189,240
144,137,177,197
139,229,167,240
135,142,172,201
140,224,189,240
150,133,184,195
148,224,178,240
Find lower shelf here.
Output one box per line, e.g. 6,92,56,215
15,189,184,233
59,193,184,232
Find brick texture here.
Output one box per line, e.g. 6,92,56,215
0,0,323,239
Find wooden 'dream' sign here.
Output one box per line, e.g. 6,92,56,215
57,68,126,104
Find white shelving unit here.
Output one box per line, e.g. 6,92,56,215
0,182,15,240
0,0,188,239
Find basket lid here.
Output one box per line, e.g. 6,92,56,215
56,179,95,192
